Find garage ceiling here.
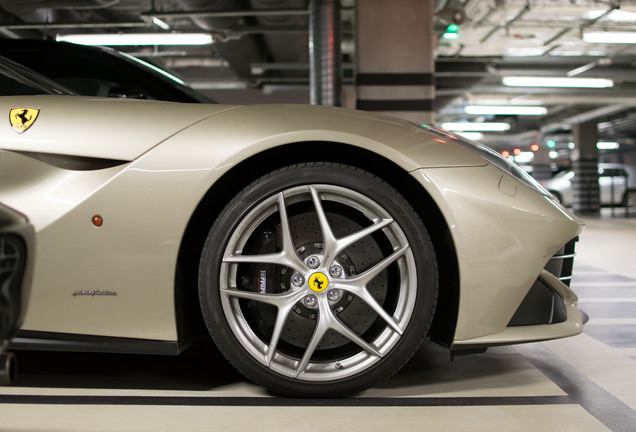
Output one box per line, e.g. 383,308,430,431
0,0,635,156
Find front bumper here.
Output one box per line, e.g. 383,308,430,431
451,236,585,350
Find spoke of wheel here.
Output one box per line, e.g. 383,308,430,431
224,192,306,272
221,287,305,307
309,185,337,259
347,244,409,286
294,297,383,378
330,245,410,335
326,310,384,358
333,281,404,335
309,186,394,264
265,301,295,367
222,287,307,367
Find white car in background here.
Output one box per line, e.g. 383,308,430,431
542,163,636,208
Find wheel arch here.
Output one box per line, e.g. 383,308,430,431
173,141,460,348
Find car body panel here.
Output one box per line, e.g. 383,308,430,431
0,96,234,161
412,165,583,341
0,94,584,349
0,99,483,341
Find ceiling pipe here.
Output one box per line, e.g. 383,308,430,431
540,105,632,134
0,0,119,15
249,0,310,74
480,0,530,44
567,58,612,77
146,7,309,20
541,0,620,47
175,0,267,79
0,21,148,30
543,28,570,46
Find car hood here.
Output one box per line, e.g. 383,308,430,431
0,95,237,161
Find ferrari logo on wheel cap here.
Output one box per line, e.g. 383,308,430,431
10,107,40,134
309,272,328,293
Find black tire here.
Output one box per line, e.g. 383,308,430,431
198,163,438,397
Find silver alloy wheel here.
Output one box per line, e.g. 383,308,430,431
218,184,418,381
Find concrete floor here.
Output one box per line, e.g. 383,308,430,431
0,210,635,432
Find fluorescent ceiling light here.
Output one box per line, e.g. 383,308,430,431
118,51,186,85
151,17,171,30
584,31,636,44
57,32,213,46
190,80,248,90
505,47,547,57
455,132,484,140
465,105,547,115
471,99,544,106
597,141,620,150
502,76,613,88
585,9,636,22
441,122,511,132
514,152,535,163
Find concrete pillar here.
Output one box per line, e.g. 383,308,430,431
571,121,600,215
309,0,341,106
355,0,435,125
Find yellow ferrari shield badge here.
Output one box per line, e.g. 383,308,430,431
10,107,40,134
309,272,329,293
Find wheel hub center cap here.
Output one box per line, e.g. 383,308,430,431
308,272,329,293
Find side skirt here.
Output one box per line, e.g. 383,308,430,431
8,330,184,355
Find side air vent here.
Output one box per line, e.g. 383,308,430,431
13,151,128,171
544,237,578,287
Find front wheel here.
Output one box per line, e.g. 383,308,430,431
198,163,438,396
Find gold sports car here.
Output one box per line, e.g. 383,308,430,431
0,58,586,397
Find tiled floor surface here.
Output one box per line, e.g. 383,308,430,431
1,211,635,431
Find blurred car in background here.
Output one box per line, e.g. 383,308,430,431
0,39,213,103
541,163,636,208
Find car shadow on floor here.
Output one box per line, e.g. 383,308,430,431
9,340,548,398
12,339,244,391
